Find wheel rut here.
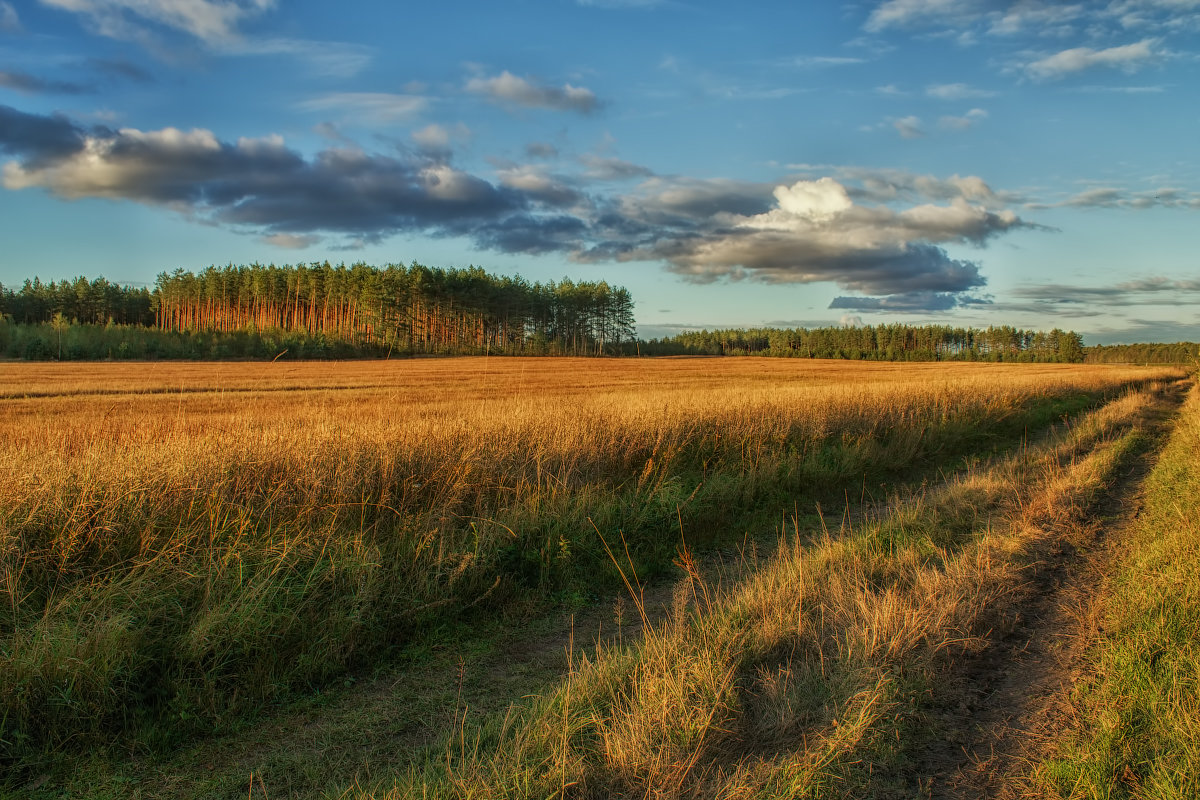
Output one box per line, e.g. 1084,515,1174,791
919,380,1189,800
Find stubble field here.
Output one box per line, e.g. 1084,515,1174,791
1,357,1194,798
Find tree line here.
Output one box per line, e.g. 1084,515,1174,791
1085,342,1199,365
4,267,1186,366
643,324,1087,362
1,262,636,357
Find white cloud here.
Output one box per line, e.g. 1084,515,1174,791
764,177,852,223
780,55,866,68
864,0,985,32
297,93,428,123
893,115,925,138
926,82,996,100
938,108,988,130
0,1,19,32
465,71,598,113
605,175,1030,301
987,2,1087,36
217,37,373,78
1074,84,1165,93
39,0,275,44
1024,38,1163,79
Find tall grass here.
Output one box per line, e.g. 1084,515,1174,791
0,358,1180,771
363,379,1178,798
1034,382,1200,799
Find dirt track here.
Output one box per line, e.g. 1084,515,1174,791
919,379,1189,799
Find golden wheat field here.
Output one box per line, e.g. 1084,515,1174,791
0,357,1189,797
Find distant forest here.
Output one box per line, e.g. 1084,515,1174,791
1085,342,1199,365
643,325,1088,363
0,264,1191,364
0,263,634,358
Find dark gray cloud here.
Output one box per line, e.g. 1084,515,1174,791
834,292,997,314
0,105,89,164
1014,277,1200,305
1,114,522,241
0,70,94,95
829,291,970,312
593,176,1025,300
580,154,654,181
1,106,1036,303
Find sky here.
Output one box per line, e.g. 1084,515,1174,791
1,0,1198,343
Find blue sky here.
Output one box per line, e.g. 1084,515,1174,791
1,0,1198,343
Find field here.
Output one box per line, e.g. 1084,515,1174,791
1,357,1195,798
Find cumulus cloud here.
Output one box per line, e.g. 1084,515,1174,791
466,71,598,113
40,0,275,44
0,112,523,245
1,107,1036,309
1,1,19,32
617,176,776,222
831,167,1017,206
1023,38,1163,80
0,70,93,95
493,164,583,207
0,104,90,165
595,175,1030,310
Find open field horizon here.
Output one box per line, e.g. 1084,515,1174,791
2,357,1196,798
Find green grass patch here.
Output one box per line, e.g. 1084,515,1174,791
1034,385,1200,799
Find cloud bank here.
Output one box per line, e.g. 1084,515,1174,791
0,106,1035,309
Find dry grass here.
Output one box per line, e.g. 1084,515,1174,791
361,376,1182,799
0,358,1181,776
